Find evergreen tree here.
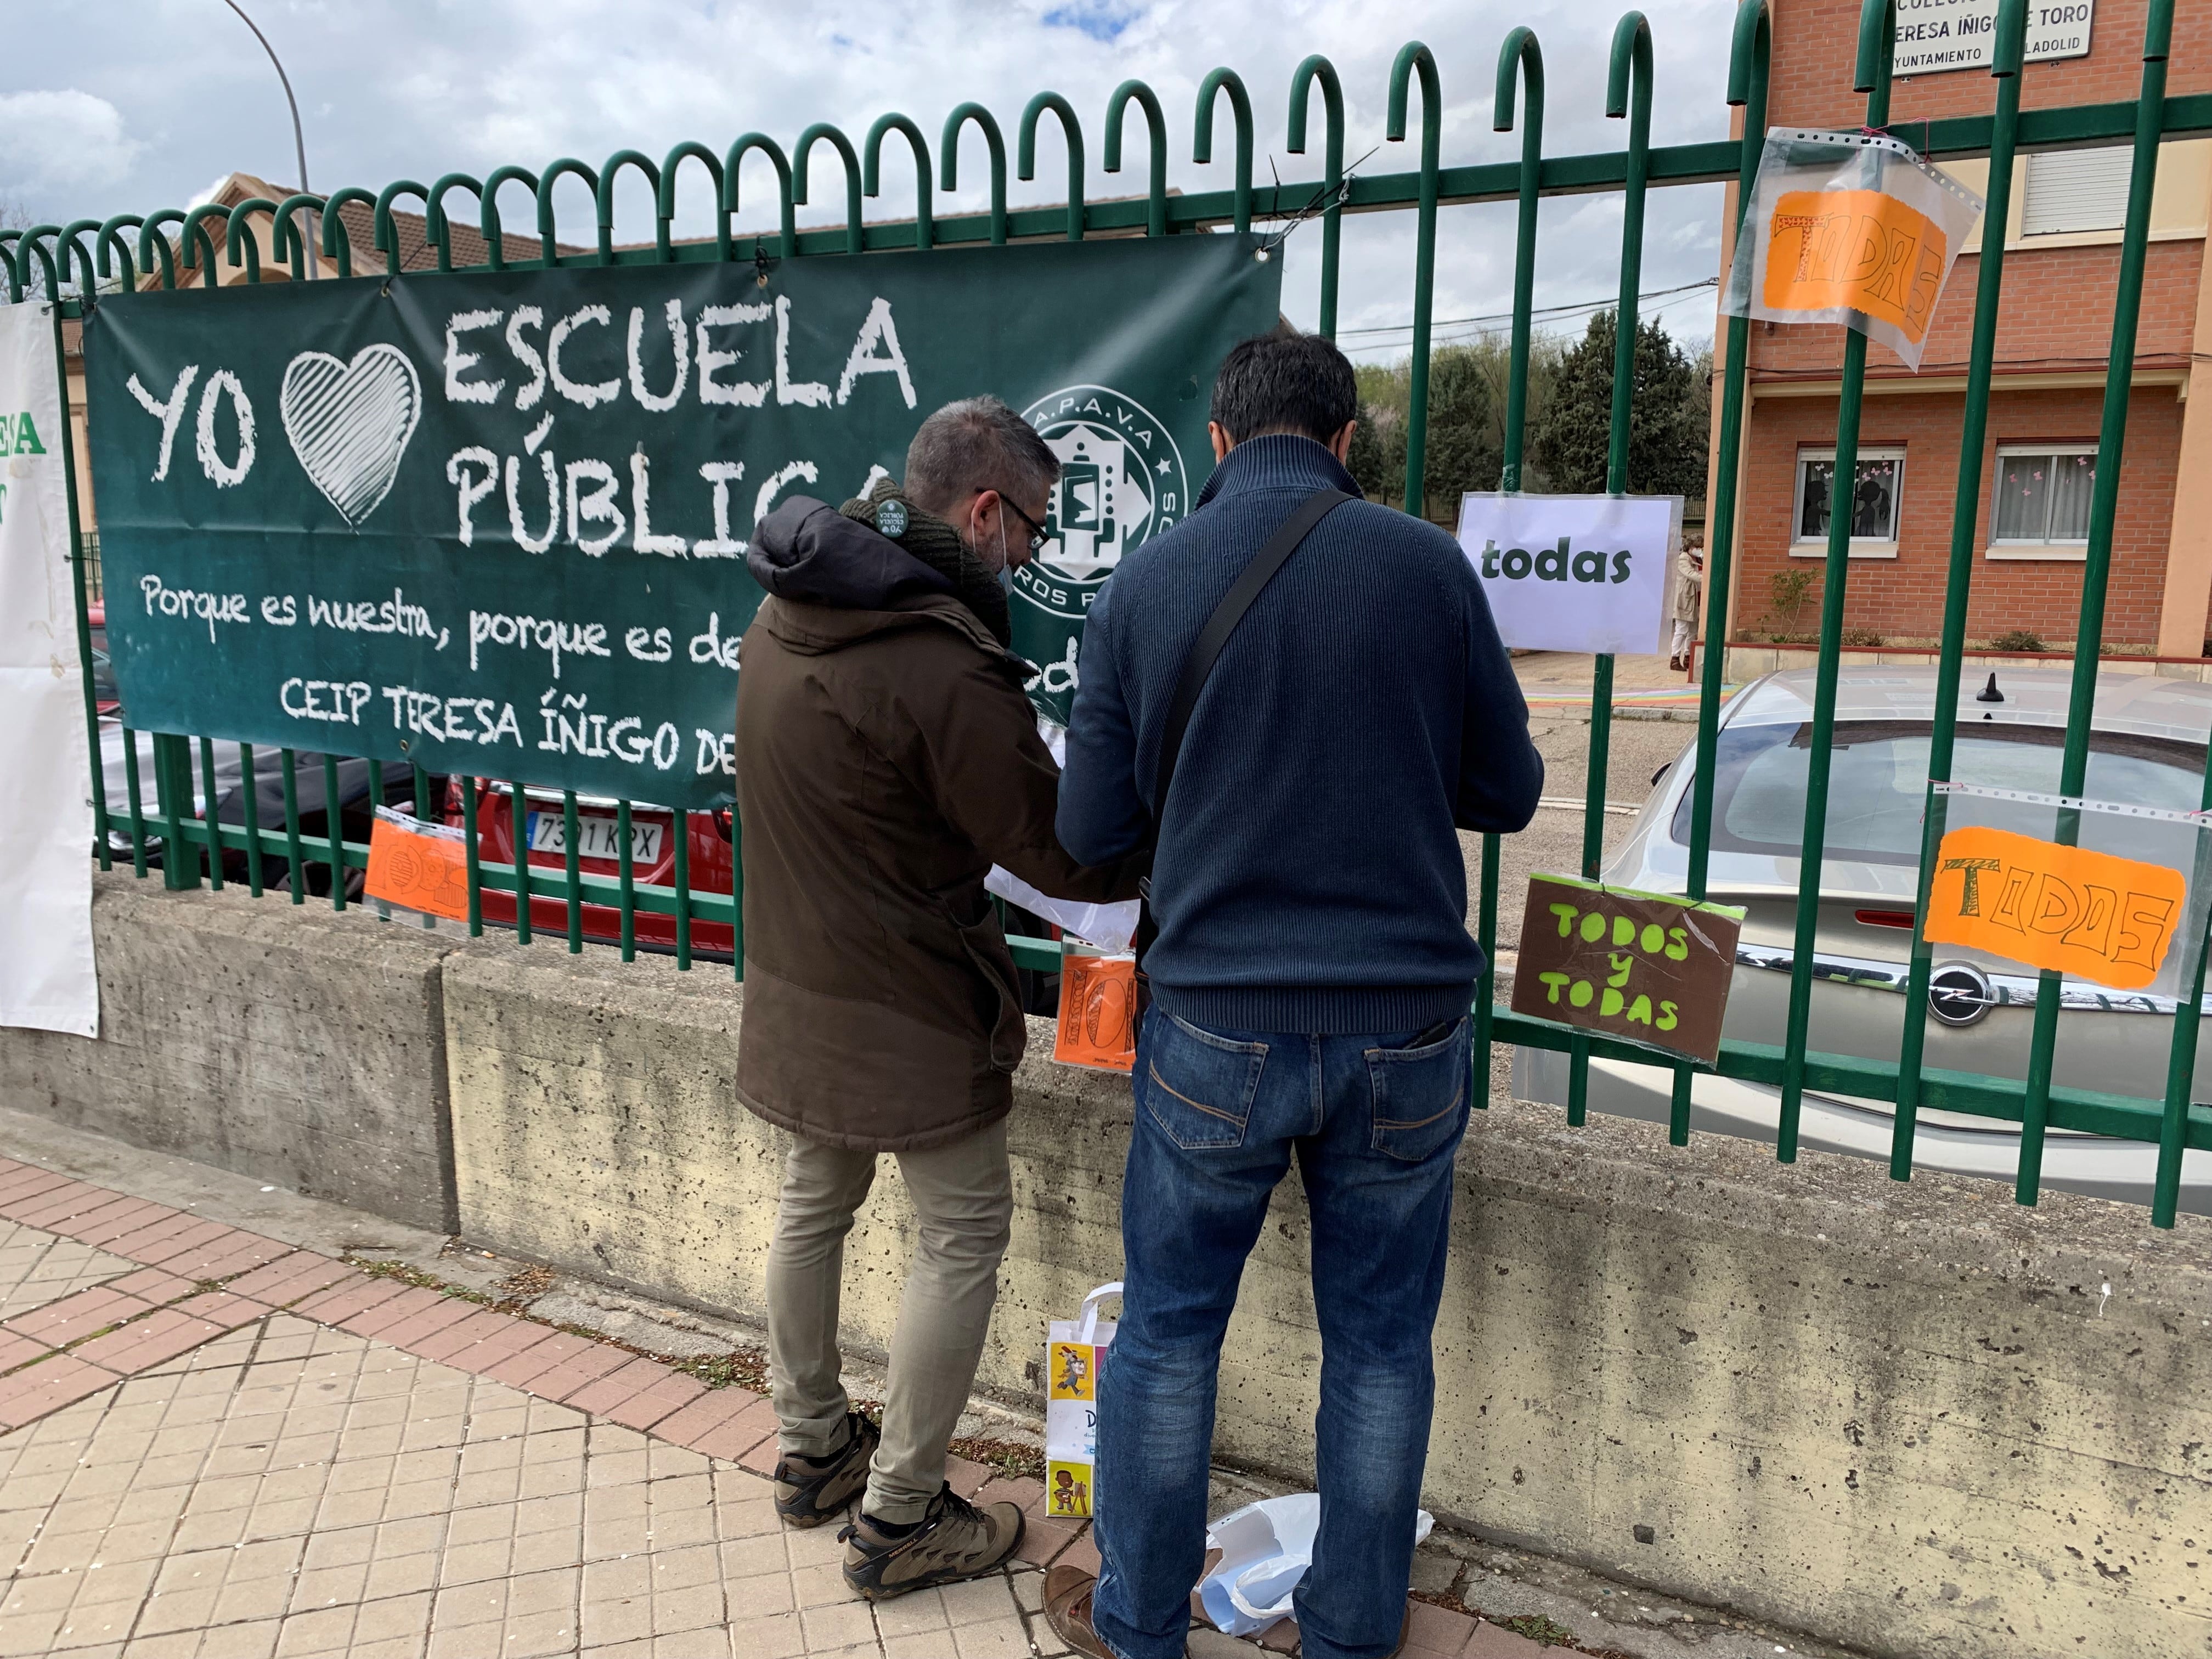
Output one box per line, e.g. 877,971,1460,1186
1531,310,1707,498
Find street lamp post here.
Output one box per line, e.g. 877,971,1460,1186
221,0,317,279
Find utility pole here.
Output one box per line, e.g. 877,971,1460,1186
222,0,317,279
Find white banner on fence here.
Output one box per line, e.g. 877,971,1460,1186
1454,492,1680,657
0,301,98,1037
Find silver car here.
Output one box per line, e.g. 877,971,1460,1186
1515,667,2212,1214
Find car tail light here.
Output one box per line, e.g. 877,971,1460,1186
1855,909,1915,930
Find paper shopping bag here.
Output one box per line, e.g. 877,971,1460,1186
1043,1282,1120,1520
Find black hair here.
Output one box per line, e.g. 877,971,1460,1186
1208,329,1358,445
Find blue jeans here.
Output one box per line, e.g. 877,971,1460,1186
1091,1007,1472,1659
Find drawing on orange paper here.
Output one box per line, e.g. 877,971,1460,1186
364,814,472,923
1922,825,2186,992
1055,954,1138,1073
1763,188,1950,345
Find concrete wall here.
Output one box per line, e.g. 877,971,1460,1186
7,873,2212,1658
0,871,458,1231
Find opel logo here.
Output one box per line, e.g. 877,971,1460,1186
1928,962,1995,1028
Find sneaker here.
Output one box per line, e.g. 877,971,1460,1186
839,1483,1025,1601
773,1412,879,1530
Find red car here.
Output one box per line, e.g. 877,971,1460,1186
448,781,736,958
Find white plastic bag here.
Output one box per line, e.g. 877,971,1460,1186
1721,127,1984,370
985,864,1141,953
1196,1493,1434,1637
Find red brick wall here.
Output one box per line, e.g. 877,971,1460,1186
1734,384,2183,646
1722,0,2208,648
1767,0,2212,128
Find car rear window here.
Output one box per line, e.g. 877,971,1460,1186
1671,719,2207,867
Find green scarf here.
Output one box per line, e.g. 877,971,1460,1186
839,477,1013,648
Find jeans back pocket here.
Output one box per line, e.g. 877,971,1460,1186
1365,1018,1472,1163
1141,1011,1267,1151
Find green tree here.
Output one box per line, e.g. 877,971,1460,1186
1345,334,1565,518
1531,310,1707,498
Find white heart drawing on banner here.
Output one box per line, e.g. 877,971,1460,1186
280,345,422,526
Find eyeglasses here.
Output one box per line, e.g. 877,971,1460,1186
977,488,1052,555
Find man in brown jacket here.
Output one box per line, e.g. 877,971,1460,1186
736,397,1144,1601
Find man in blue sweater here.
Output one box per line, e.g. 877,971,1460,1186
1043,332,1543,1659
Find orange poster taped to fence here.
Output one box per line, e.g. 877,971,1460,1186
364,810,472,923
1922,825,2185,991
1054,955,1139,1073
1762,188,1951,346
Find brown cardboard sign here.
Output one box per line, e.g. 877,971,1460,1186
1509,874,1745,1066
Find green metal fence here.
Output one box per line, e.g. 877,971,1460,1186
7,0,2209,1225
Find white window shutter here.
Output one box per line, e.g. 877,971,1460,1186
2022,148,2134,236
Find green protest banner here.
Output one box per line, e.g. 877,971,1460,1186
85,235,1280,808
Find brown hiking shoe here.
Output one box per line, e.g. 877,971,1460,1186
773,1412,879,1530
1043,1566,1120,1658
839,1483,1025,1601
1047,1565,1409,1656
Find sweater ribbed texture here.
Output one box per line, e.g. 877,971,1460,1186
1057,436,1544,1036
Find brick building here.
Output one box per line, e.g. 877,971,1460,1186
1709,0,2212,663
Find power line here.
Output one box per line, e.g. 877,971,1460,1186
1337,275,1719,341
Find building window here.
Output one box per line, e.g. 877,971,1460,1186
2021,148,2132,237
1793,448,1903,555
1988,444,2096,559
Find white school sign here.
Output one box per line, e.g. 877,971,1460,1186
1893,0,2095,77
1455,493,1678,658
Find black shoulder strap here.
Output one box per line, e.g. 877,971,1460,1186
1152,487,1352,823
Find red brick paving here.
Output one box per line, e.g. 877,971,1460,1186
523,1341,641,1406
8,1180,111,1229
693,1395,778,1464
0,1331,54,1374
405,1306,524,1363
71,1307,231,1373
1,1285,155,1346
358,1292,479,1348
170,1290,274,1330
0,1355,122,1429
335,1283,449,1338
67,1198,180,1247
291,1274,410,1325
221,1250,351,1307
105,1265,198,1303
153,1230,290,1280
565,1354,679,1418
0,1153,1314,1652
648,1386,757,1452
478,1329,601,1390
601,1368,709,1432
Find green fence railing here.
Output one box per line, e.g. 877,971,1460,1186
7,0,2209,1225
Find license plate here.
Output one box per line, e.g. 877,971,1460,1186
526,811,664,864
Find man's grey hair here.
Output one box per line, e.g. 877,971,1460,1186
904,397,1060,518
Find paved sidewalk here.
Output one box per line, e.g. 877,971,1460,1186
0,1159,1541,1659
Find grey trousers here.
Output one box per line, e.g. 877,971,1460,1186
764,1120,1014,1524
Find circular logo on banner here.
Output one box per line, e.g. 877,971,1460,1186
1012,386,1189,621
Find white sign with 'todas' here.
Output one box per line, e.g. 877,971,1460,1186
1455,492,1680,657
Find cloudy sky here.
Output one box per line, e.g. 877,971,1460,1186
3,0,1740,359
